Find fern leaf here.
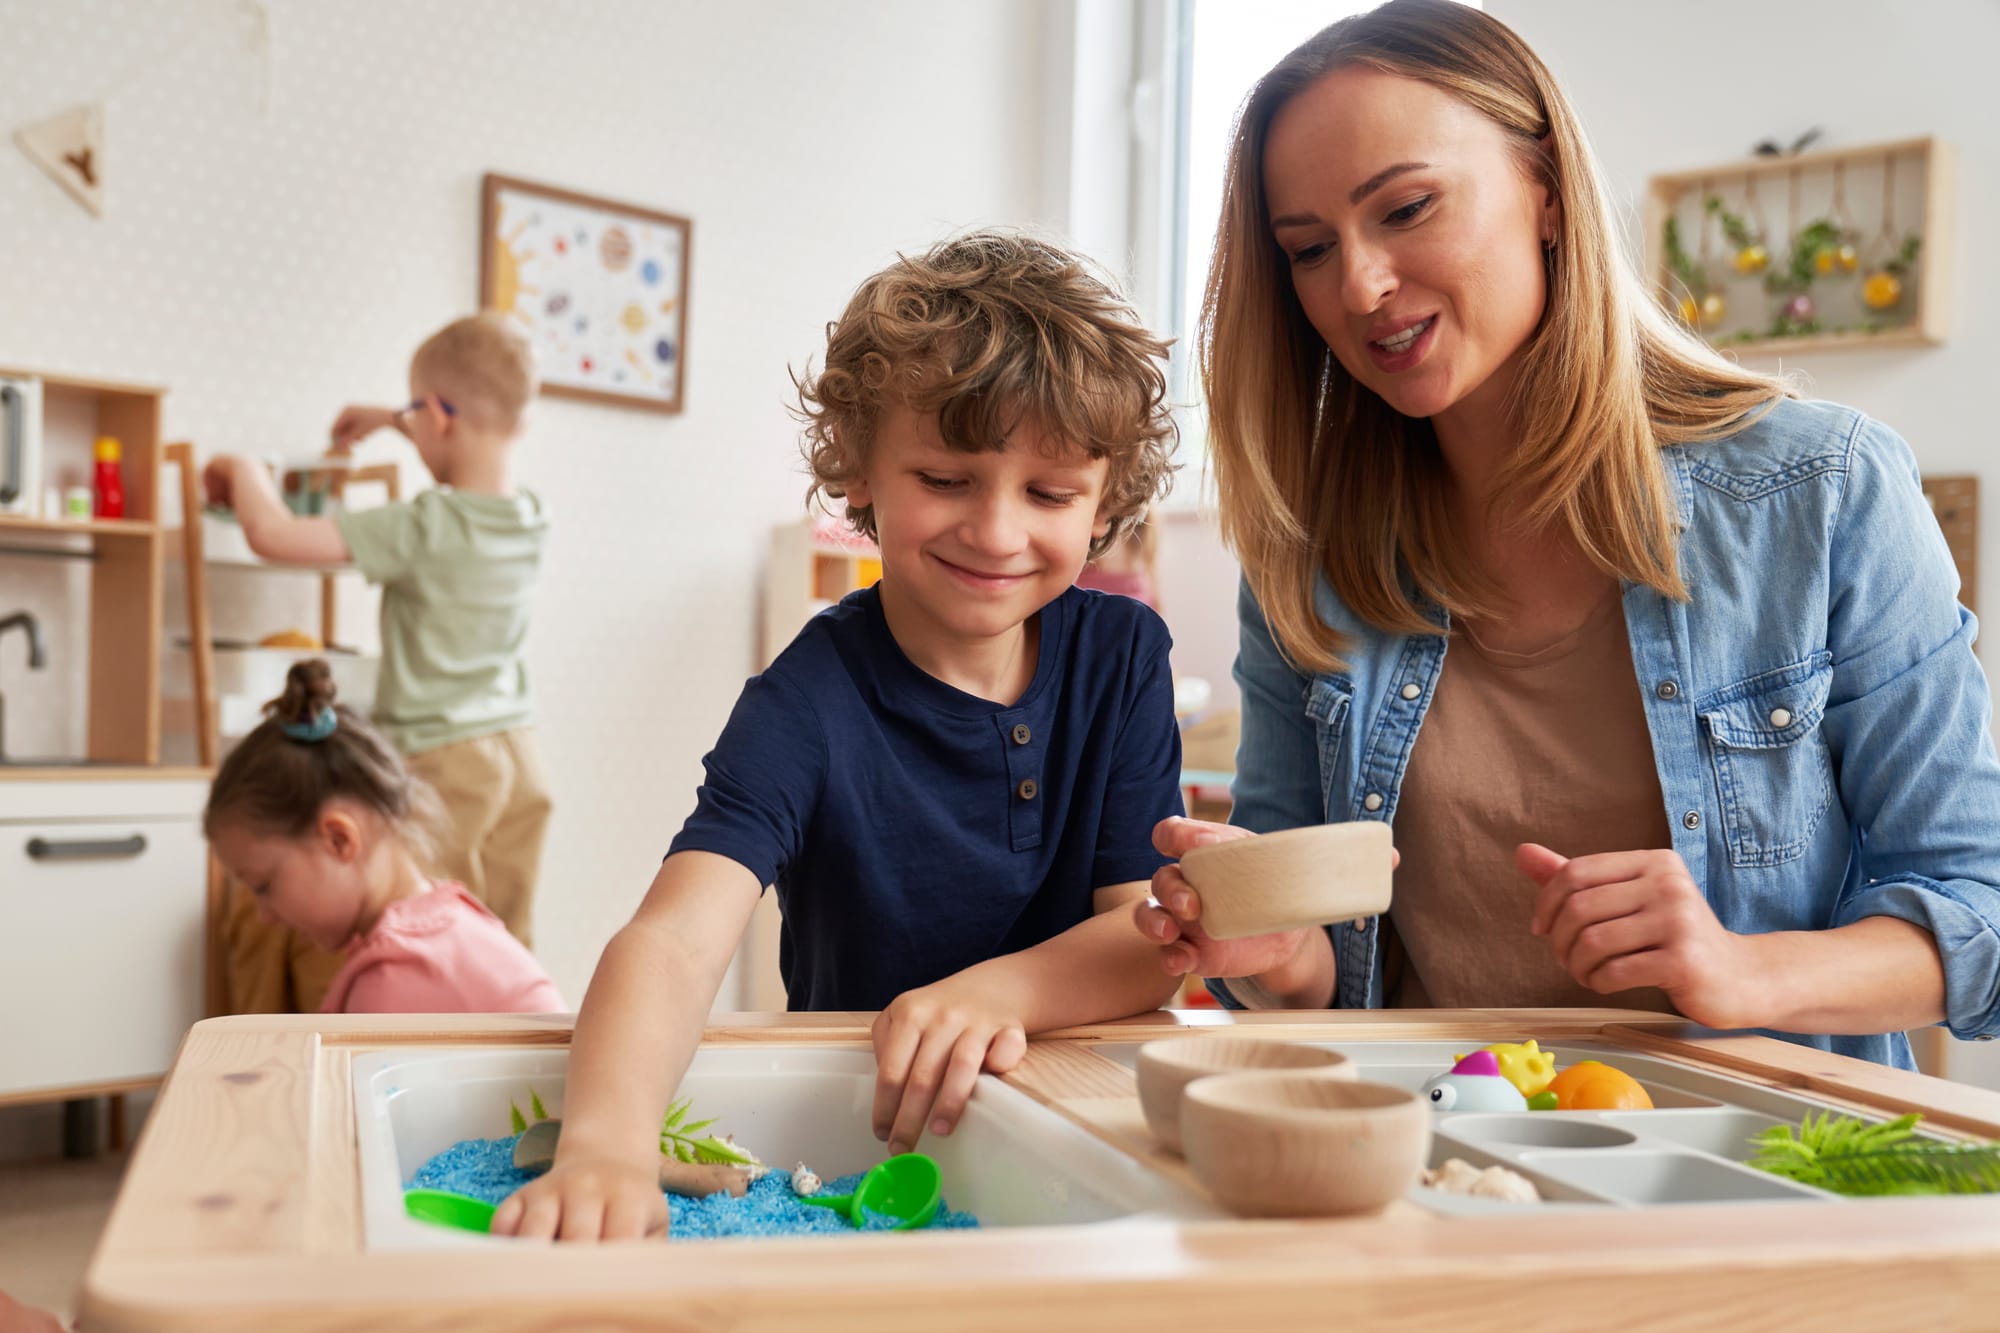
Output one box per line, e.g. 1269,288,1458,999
1748,1111,2000,1197
691,1135,759,1167
530,1089,548,1122
509,1101,528,1135
674,1140,694,1164
681,1117,716,1137
662,1099,688,1133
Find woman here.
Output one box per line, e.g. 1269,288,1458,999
1136,0,2000,1067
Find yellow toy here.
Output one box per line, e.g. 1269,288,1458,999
1466,1040,1557,1102
1546,1060,1654,1111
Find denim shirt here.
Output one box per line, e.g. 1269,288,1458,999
1208,398,2000,1069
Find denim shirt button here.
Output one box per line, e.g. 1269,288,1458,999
1656,680,1679,700
1364,792,1385,812
1769,707,1792,728
1682,810,1701,830
1400,682,1421,700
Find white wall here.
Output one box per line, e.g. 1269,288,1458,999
0,0,1059,1009
1491,0,2000,615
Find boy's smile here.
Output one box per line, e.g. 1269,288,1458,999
845,405,1111,701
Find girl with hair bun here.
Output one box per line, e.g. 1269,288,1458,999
204,660,563,1014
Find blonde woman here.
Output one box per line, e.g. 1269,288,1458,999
1135,0,2000,1067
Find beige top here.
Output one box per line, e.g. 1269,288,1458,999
1387,588,1677,1013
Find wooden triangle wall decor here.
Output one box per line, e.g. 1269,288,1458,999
15,103,106,217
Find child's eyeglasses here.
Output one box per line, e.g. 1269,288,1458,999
398,395,457,422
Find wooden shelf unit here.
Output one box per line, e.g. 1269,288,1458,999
1645,136,1954,357
0,366,169,769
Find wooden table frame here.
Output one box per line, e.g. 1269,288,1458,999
83,1009,2000,1330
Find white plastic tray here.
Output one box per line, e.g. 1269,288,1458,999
353,1044,1225,1250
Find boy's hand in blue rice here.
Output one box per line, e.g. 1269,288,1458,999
491,1150,667,1243
871,972,1030,1154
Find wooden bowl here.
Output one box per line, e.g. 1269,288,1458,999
1181,1073,1431,1218
1136,1036,1353,1155
1178,822,1393,939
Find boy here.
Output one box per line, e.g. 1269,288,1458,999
204,312,553,952
495,231,1182,1242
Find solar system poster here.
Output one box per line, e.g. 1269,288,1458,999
480,173,691,413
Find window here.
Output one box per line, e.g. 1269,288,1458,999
1151,0,1478,502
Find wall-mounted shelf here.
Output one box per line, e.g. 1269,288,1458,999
1645,136,1953,357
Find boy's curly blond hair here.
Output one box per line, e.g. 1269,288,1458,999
794,231,1177,559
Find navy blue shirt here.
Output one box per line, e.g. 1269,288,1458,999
669,585,1184,1011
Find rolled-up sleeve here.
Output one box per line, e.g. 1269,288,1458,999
1822,416,2000,1038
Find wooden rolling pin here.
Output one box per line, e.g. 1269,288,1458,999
512,1118,753,1199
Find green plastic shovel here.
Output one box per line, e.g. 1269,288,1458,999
404,1187,498,1233
797,1152,942,1231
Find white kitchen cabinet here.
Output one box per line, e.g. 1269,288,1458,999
0,777,206,1099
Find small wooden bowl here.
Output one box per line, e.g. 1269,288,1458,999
1179,822,1393,939
1181,1073,1431,1218
1136,1036,1353,1155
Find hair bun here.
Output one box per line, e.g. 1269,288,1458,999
270,658,337,726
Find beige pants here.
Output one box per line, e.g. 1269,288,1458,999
220,877,346,1014
406,727,553,948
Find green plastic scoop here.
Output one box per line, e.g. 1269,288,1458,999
404,1187,497,1233
797,1152,942,1231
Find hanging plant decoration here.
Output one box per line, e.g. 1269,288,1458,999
1706,181,1769,276
1860,152,1922,315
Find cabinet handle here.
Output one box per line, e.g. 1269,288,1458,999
0,382,21,506
26,834,148,861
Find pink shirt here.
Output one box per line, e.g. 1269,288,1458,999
319,883,566,1015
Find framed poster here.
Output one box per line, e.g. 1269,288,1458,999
480,172,691,413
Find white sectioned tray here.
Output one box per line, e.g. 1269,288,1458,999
352,1045,1225,1250
1091,1038,1960,1216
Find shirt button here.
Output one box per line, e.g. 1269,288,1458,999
1017,778,1038,801
1769,707,1792,728
1656,680,1679,700
1682,810,1701,830
1400,682,1421,700
1363,792,1385,812
1011,723,1031,745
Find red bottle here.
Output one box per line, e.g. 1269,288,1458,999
93,436,124,519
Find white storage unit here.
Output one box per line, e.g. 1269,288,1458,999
0,777,207,1098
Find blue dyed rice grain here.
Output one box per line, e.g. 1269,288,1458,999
407,1135,980,1239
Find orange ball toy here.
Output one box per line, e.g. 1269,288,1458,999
1546,1060,1653,1111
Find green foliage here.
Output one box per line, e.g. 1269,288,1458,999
1883,234,1923,276
1663,215,1701,293
1748,1111,2000,1196
530,1089,548,1122
1771,217,1844,292
1704,195,1759,249
509,1100,528,1135
660,1096,760,1167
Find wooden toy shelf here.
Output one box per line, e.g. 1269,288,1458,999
82,1008,2000,1331
0,366,170,771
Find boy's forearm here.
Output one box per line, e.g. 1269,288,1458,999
226,459,290,547
972,901,1180,1034
555,919,711,1166
558,854,761,1167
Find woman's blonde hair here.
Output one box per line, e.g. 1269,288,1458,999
1203,0,1790,672
796,230,1178,559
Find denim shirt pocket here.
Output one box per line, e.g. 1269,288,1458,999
1305,676,1355,819
1696,651,1836,867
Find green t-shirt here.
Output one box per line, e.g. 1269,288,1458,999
336,488,548,753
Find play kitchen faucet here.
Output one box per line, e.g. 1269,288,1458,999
0,609,48,762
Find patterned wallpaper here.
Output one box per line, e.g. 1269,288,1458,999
0,0,1056,1004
